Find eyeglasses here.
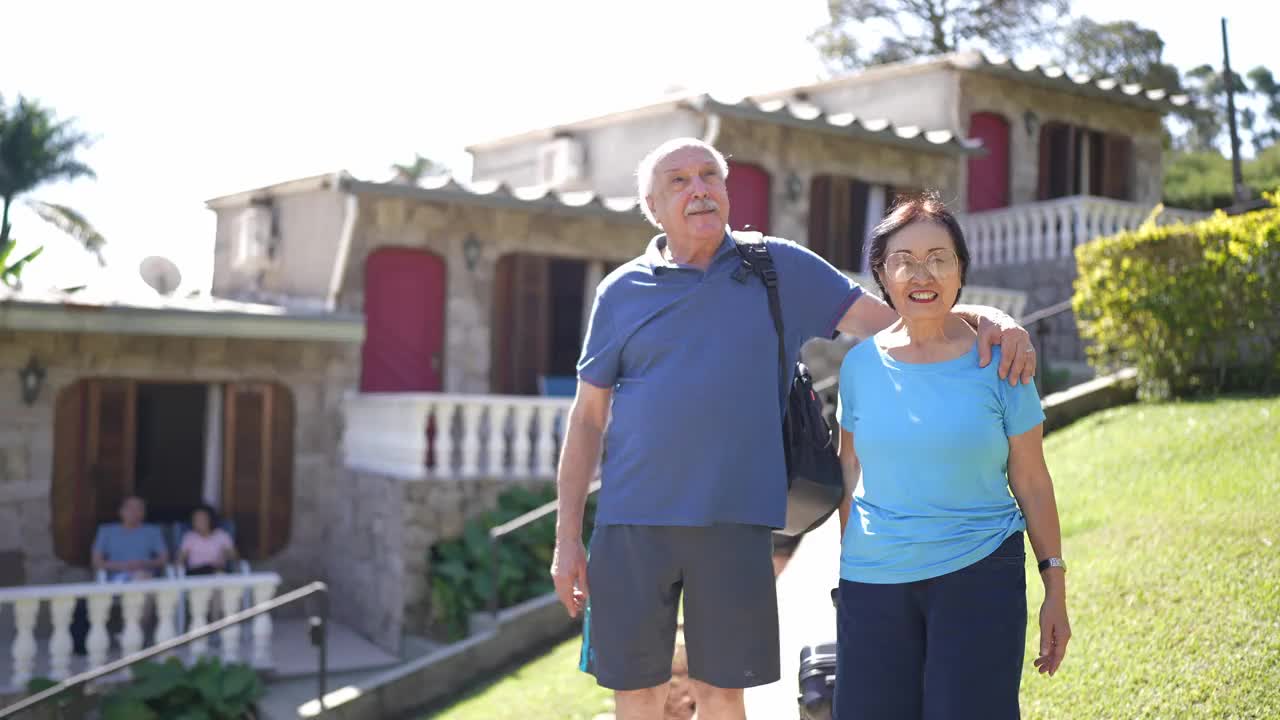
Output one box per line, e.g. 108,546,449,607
881,249,960,282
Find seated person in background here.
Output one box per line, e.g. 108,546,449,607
92,495,169,581
179,505,238,575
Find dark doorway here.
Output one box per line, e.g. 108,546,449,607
134,383,206,525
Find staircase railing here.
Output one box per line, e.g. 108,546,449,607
0,581,330,719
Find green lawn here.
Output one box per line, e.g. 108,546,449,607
427,395,1280,719
424,633,613,719
1023,395,1279,718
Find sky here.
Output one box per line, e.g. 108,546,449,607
2,0,1275,293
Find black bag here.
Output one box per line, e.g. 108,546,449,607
733,236,846,537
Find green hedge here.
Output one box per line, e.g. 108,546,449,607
1073,192,1280,399
428,484,598,641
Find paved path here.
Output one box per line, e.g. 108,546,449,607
745,514,842,719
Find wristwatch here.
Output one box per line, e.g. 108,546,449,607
1038,557,1066,573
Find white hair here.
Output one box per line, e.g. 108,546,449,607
635,137,730,227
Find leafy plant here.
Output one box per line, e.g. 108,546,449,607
1073,192,1280,399
428,484,598,641
98,656,263,720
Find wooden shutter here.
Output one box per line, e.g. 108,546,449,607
1101,134,1134,200
828,177,853,270
511,255,551,395
491,255,516,394
222,383,293,561
52,379,137,566
807,176,832,261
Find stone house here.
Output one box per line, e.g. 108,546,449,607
0,52,1201,673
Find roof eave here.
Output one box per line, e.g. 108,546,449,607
339,178,647,224
0,300,364,343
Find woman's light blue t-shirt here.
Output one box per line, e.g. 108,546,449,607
836,337,1045,584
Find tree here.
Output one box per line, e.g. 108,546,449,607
1057,18,1182,93
1180,64,1252,153
390,153,448,184
1247,66,1280,151
812,0,1070,70
0,94,105,288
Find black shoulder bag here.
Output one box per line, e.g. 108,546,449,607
733,235,846,536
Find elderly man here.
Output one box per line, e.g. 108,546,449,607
92,495,170,581
551,137,1036,720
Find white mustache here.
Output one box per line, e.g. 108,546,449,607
684,199,719,216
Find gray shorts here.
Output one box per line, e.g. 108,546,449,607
579,524,780,691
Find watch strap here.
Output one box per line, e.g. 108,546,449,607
1038,557,1066,573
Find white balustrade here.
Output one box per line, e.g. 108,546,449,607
961,196,1209,267
344,392,574,481
0,572,281,692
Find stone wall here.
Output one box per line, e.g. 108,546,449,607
0,328,358,603
335,196,654,394
956,73,1167,208
968,256,1086,364
712,115,964,247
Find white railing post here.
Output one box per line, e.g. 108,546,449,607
251,582,277,668
460,403,485,478
432,400,457,478
220,588,241,663
85,593,112,671
487,403,511,476
10,598,39,688
48,596,75,680
119,590,146,659
511,404,534,478
188,587,212,658
154,588,179,649
532,404,557,477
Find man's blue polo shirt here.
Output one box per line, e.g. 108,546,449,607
578,232,862,528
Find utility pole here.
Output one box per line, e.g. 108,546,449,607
1222,17,1248,203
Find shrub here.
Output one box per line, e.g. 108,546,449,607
428,484,598,641
98,656,263,720
1164,146,1280,211
1073,192,1280,399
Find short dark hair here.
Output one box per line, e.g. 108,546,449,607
867,192,970,310
192,504,220,528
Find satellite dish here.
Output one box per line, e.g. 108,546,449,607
139,256,183,296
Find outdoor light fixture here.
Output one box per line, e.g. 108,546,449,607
18,355,46,407
785,173,805,204
462,234,482,271
1023,110,1040,137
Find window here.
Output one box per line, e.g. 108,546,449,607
52,379,294,566
1038,123,1134,201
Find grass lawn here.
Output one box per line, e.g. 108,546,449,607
424,632,613,719
426,395,1279,718
1022,394,1279,718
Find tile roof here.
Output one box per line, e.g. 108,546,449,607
951,52,1190,110
686,94,982,155
339,176,646,221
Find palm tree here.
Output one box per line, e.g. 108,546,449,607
390,153,448,184
1,94,106,288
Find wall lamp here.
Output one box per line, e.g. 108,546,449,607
18,355,46,407
785,173,805,204
1023,110,1040,137
463,234,482,272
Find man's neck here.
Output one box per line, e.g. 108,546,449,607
664,231,722,269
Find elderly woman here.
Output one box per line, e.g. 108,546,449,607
833,194,1070,719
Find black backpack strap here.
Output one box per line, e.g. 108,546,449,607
732,235,788,415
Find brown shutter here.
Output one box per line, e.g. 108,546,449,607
807,176,832,261
1101,134,1134,200
828,177,853,270
491,255,516,394
52,382,89,566
222,383,293,561
511,254,551,395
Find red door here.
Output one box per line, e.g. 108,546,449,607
967,112,1010,212
726,161,771,234
361,248,446,392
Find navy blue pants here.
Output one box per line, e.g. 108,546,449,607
834,533,1027,720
